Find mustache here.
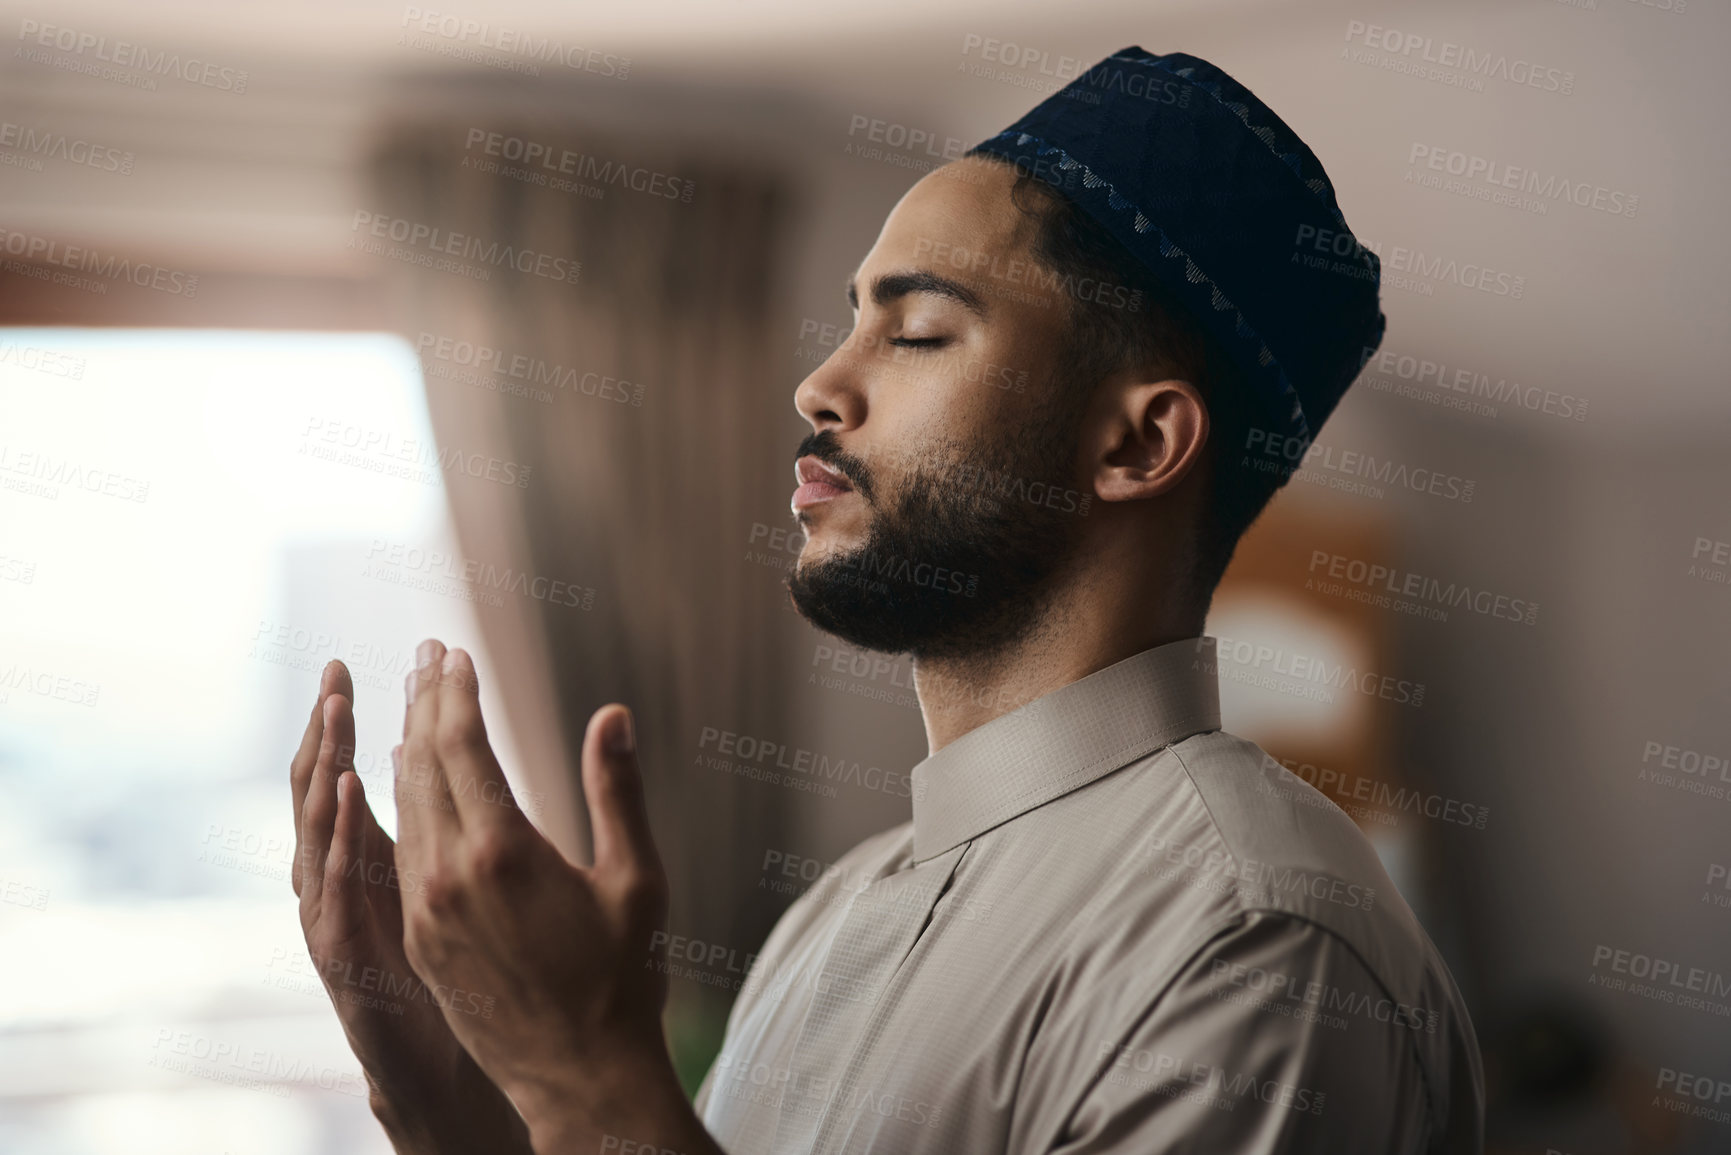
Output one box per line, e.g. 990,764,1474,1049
795,430,876,503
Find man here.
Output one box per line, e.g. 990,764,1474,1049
290,47,1483,1153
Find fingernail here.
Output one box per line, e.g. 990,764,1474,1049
417,639,438,665
405,668,419,706
605,708,635,756
442,647,460,675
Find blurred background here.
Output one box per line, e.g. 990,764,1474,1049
1,0,1728,1151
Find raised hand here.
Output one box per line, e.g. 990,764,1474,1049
391,640,709,1150
291,660,532,1155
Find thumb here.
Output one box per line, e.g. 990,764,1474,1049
582,704,661,882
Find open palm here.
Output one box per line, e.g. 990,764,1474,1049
290,661,531,1154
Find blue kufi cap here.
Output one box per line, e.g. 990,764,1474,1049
968,47,1384,446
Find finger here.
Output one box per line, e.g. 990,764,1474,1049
581,704,663,886
397,639,458,867
403,638,445,742
290,661,353,892
290,661,335,816
321,770,372,940
433,648,524,829
299,691,355,907
350,778,402,891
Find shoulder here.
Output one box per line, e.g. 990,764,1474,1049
1007,729,1482,1147
1091,729,1484,1146
1154,730,1420,975
1037,908,1478,1153
1162,728,1481,1044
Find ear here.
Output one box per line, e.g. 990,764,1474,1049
1086,376,1210,504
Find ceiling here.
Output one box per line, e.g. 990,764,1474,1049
1,0,1726,432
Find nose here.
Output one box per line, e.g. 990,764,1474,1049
794,339,866,434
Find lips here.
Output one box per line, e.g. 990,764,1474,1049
792,454,854,512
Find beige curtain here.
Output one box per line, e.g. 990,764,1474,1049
368,118,801,1081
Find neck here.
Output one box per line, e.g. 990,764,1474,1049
912,564,1204,753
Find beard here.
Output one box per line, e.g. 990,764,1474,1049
786,396,1089,663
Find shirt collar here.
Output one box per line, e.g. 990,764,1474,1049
910,635,1221,863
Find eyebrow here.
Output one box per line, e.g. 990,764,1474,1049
845,269,990,320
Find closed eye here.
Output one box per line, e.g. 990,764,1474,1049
887,337,946,349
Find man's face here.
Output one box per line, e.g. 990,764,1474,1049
786,157,1095,662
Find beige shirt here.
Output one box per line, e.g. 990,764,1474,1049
693,636,1484,1152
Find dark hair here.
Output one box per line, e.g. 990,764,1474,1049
996,164,1283,605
